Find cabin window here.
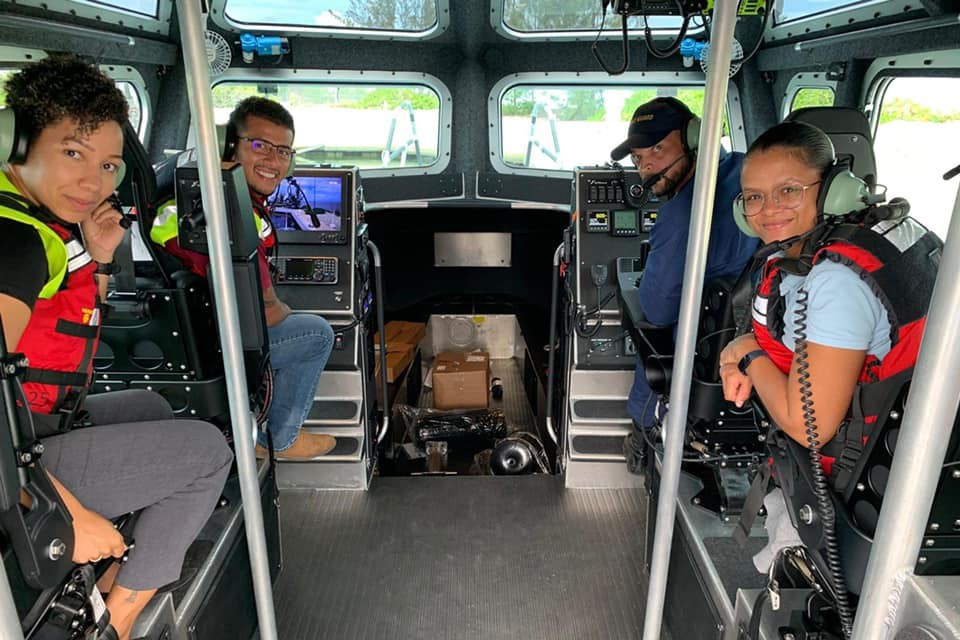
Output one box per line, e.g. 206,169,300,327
777,0,864,23
498,0,685,34
789,87,835,113
74,0,159,19
219,0,443,34
211,79,446,173
8,0,170,33
0,66,149,142
494,83,735,173
873,76,960,241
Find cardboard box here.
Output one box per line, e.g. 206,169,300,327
374,321,426,383
432,351,490,410
374,321,426,350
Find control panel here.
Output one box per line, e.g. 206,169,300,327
272,256,339,285
572,166,665,367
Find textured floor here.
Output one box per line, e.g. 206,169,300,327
272,476,661,640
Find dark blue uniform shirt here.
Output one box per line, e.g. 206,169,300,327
628,149,758,426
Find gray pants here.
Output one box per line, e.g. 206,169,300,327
41,390,233,591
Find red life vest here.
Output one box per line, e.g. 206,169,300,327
0,189,101,433
751,211,941,481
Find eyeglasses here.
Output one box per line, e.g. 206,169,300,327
238,136,296,162
736,181,821,217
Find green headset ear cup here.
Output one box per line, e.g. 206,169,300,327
0,108,30,164
818,165,870,217
114,160,126,188
732,197,758,237
683,116,701,154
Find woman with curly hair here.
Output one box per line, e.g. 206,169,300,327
1,55,232,640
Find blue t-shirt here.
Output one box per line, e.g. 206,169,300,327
637,150,758,326
778,260,891,359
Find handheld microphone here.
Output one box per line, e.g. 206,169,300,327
106,193,132,229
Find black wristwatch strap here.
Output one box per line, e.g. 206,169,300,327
737,349,769,375
95,261,120,276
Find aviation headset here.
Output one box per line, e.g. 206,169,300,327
679,113,702,156
0,108,127,187
219,119,296,178
732,126,870,238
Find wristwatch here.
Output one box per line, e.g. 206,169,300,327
95,261,120,276
737,349,768,375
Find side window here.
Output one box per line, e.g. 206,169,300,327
873,77,960,241
790,87,835,112
116,81,145,139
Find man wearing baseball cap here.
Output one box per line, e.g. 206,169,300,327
613,96,757,473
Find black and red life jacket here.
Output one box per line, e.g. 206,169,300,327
751,208,941,486
0,186,101,437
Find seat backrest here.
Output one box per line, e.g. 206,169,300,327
785,106,878,188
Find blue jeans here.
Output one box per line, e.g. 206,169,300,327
263,313,334,451
627,356,657,430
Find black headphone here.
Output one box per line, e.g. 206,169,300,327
219,118,295,178
733,130,869,238
0,107,127,187
220,120,238,162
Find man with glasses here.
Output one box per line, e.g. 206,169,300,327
610,97,757,473
152,97,336,460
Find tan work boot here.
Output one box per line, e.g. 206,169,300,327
255,431,336,460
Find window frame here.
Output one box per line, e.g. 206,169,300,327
490,0,705,42
101,65,151,143
5,0,170,35
204,68,452,177
0,48,150,142
781,73,838,119
765,0,916,44
488,71,746,178
209,0,450,40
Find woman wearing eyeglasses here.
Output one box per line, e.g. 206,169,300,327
718,120,940,459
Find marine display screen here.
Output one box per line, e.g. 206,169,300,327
267,173,343,233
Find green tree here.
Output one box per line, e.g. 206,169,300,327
620,89,658,121
879,97,960,124
353,87,439,110
344,0,436,30
556,89,605,121
502,88,536,117
212,83,261,109
503,0,608,31
791,88,835,111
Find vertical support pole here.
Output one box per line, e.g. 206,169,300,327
641,3,738,638
174,2,278,639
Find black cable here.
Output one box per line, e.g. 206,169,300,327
794,287,855,638
591,8,632,75
732,4,771,65
643,0,692,59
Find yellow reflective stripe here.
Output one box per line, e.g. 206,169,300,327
150,199,179,245
0,206,67,299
